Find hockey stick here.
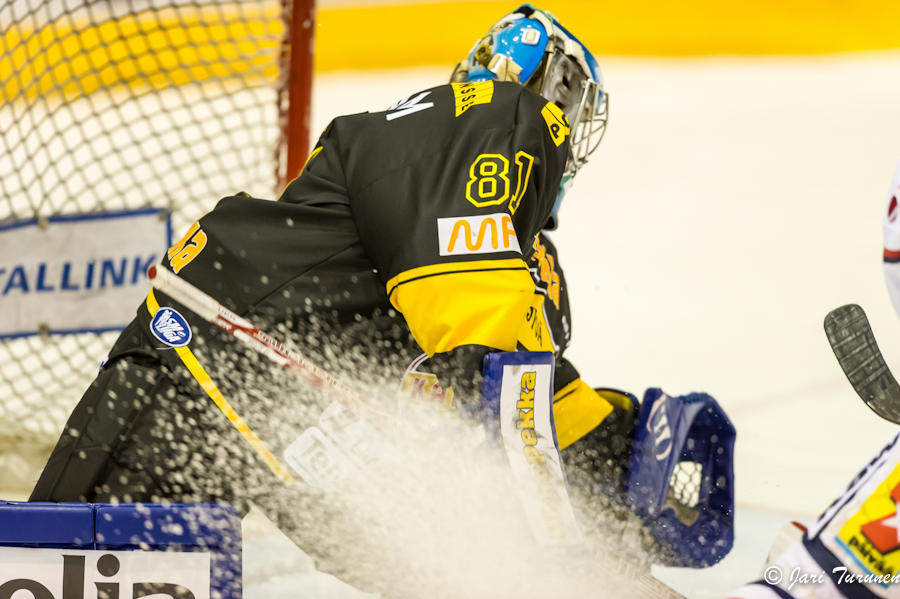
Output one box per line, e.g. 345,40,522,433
824,304,900,424
147,265,397,430
589,540,689,599
150,266,689,598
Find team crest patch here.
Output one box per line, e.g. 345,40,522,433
150,307,192,347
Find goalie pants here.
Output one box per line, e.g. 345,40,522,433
29,320,247,505
29,319,394,593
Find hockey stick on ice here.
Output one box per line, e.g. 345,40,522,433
824,304,900,423
147,265,397,430
588,540,689,599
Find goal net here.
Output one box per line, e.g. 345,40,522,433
0,0,312,492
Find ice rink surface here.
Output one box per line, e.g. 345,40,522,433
306,52,900,596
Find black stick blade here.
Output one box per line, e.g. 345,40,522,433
824,304,900,424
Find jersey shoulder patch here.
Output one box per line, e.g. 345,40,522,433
450,80,494,117
540,101,570,146
386,91,435,121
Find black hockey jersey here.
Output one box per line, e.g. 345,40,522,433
33,81,633,593
144,81,572,388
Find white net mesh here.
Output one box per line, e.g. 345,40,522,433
670,460,703,509
0,0,293,491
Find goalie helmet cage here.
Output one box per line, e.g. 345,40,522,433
0,0,314,492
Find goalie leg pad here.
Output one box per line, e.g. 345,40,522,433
481,351,581,546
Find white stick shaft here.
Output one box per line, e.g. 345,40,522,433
147,266,394,428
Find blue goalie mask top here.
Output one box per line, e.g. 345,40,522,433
451,4,608,230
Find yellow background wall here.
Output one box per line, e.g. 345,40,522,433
3,0,898,106
314,0,900,70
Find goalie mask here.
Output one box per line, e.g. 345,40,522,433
451,3,608,230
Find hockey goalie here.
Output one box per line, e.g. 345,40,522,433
30,4,736,594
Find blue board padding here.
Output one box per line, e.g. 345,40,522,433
95,503,242,599
0,501,94,547
0,501,241,599
94,503,240,548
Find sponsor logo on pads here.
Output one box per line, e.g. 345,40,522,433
516,371,567,539
437,213,520,256
150,307,192,347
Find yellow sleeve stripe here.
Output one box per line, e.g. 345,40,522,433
303,146,323,171
386,258,528,297
386,258,534,356
552,378,614,451
145,290,298,486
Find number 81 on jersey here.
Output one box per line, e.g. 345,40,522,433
466,151,534,214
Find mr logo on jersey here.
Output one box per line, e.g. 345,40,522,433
437,213,521,257
150,307,192,347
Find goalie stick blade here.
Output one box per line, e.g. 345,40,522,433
824,304,900,424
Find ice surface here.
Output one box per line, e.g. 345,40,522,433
243,506,378,599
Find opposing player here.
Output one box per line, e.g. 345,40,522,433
724,161,900,599
29,3,732,589
727,429,900,599
883,161,900,313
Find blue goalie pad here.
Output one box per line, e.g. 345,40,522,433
0,501,241,599
625,389,735,568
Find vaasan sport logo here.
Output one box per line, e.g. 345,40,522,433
150,307,192,347
437,213,521,257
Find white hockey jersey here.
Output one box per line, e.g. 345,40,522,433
729,431,900,599
882,162,900,319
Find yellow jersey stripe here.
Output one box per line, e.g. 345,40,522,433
387,259,534,356
385,258,528,298
302,146,323,171
145,290,298,485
